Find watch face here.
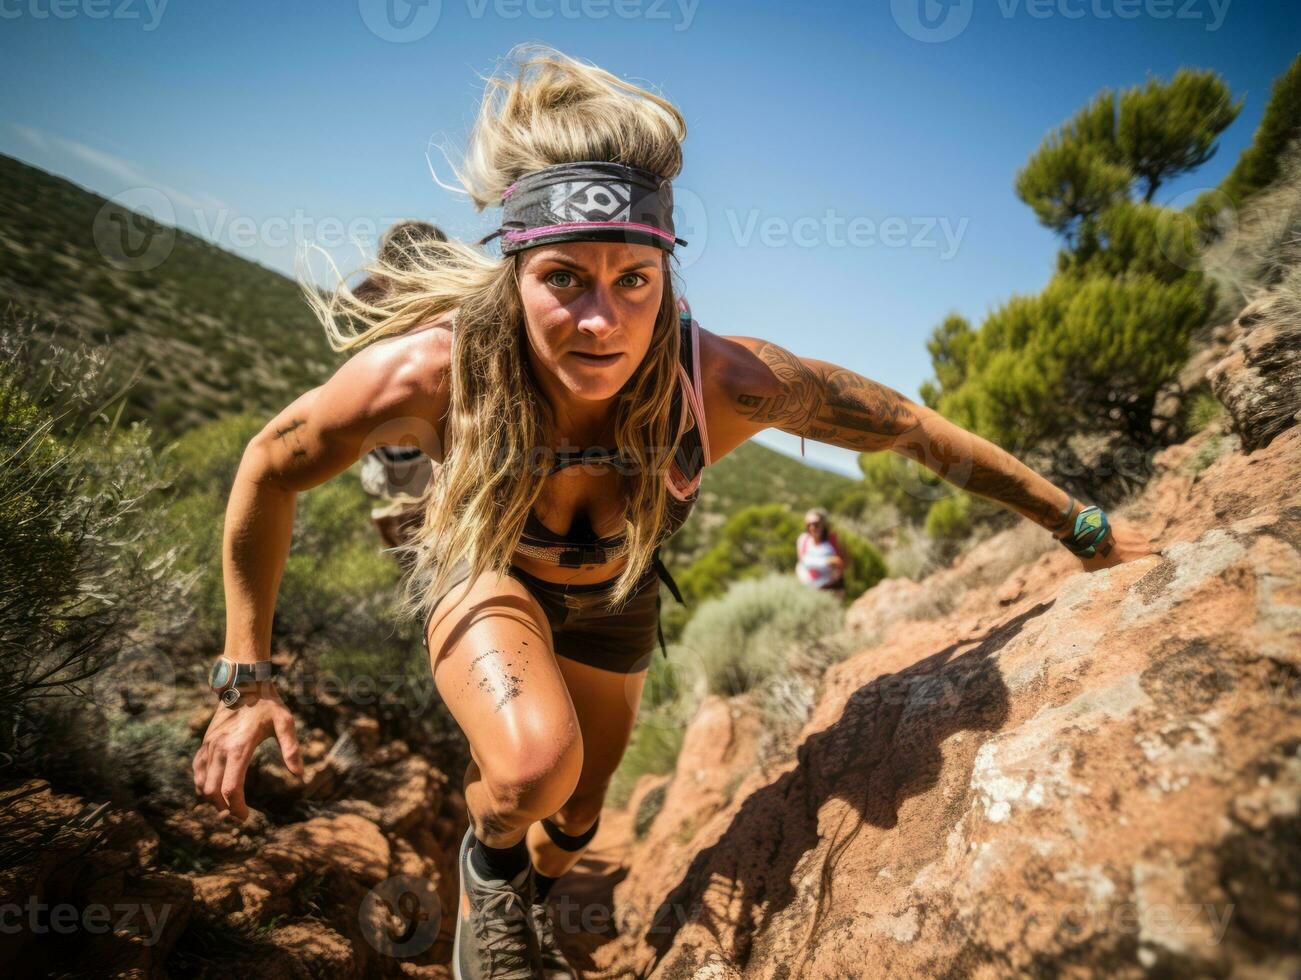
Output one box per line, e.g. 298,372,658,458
209,659,233,690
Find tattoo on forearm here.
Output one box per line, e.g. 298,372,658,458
736,342,1077,533
735,344,916,451
965,469,1069,529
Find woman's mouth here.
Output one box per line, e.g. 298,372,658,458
570,351,622,365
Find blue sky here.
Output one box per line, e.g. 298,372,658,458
1,0,1296,475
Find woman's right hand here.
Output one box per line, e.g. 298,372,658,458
193,682,304,822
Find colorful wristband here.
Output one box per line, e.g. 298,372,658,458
1058,504,1113,558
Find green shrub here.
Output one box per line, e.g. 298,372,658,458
159,416,415,680
0,308,192,785
674,504,803,605
673,502,885,615
633,781,668,839
1183,389,1224,435
679,573,845,699
838,530,887,600
607,711,684,809
925,493,972,543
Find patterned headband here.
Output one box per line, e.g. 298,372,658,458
476,160,688,255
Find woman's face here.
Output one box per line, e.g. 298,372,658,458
516,241,665,413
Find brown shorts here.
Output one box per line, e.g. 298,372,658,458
422,558,664,674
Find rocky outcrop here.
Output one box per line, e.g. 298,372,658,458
582,418,1301,979
0,780,194,977
1209,294,1301,452
0,705,463,979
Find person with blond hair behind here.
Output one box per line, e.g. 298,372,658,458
192,44,1152,978
355,220,448,558
796,507,848,595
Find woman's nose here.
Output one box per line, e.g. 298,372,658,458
573,293,619,335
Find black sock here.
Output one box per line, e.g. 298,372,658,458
470,833,530,883
534,871,560,902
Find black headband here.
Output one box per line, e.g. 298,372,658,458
476,160,688,255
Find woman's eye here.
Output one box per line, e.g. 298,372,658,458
546,271,577,288
619,273,647,288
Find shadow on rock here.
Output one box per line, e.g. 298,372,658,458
643,600,1053,972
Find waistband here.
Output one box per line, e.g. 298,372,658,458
507,561,656,596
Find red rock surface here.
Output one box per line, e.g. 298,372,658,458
569,422,1301,978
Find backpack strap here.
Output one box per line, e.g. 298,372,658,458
650,544,684,660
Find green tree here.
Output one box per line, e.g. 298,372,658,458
1016,71,1239,243
1118,70,1242,202
922,313,975,405
938,272,1210,449
1215,53,1301,208
1015,136,1131,243
1060,199,1212,285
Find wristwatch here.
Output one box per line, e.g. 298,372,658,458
208,657,276,707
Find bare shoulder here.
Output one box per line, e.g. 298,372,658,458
354,315,454,409
249,316,455,492
694,325,786,463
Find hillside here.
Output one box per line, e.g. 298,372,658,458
0,154,341,441
663,441,858,566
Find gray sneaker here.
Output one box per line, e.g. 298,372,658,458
453,826,541,980
529,899,578,979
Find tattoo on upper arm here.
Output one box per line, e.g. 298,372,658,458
273,418,308,459
735,343,917,451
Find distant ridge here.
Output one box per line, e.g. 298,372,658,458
0,153,341,441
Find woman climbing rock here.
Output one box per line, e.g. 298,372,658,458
192,44,1151,979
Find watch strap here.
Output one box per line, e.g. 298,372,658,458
233,660,274,684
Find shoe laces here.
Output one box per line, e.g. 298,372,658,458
476,879,536,978
532,901,559,950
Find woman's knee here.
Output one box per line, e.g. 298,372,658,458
477,719,585,820
551,782,608,833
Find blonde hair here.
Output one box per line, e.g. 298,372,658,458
301,43,690,628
